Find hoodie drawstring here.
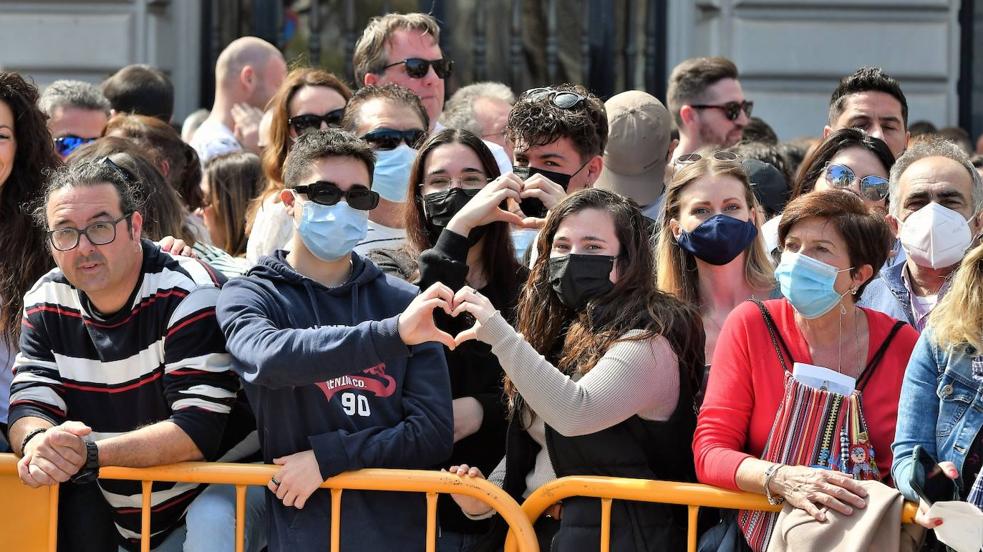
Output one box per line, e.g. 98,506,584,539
303,281,326,327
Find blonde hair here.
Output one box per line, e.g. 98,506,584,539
352,13,441,85
929,242,983,351
656,149,775,306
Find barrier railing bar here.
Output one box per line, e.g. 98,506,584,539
599,497,612,552
330,488,342,552
687,505,700,552
426,491,438,552
140,480,152,552
95,464,538,551
506,476,918,552
49,485,59,552
235,485,246,552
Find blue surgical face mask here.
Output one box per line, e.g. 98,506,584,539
775,251,853,319
372,144,417,202
676,214,758,265
296,199,368,261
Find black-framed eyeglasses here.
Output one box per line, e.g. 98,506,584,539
54,135,97,157
381,58,454,79
288,109,346,135
824,163,889,201
294,181,380,211
689,100,754,121
47,213,132,252
361,128,426,151
675,150,740,165
520,87,586,109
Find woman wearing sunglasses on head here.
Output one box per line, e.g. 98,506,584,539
366,128,528,550
656,149,777,398
0,72,60,452
245,68,352,264
446,188,706,551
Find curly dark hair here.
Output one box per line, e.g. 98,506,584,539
828,66,908,127
505,83,608,162
0,72,60,347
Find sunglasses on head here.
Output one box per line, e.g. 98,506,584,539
361,128,426,151
294,181,379,211
690,100,754,121
382,58,454,79
520,87,587,109
674,150,740,165
55,135,97,157
824,163,889,201
288,109,346,134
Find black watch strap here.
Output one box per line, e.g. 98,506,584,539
70,441,100,484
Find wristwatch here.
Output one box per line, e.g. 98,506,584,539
70,441,100,484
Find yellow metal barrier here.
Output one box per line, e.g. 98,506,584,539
97,462,539,552
505,476,919,552
0,454,59,552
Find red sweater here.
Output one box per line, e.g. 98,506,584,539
693,299,918,490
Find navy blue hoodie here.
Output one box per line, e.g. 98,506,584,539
216,251,453,552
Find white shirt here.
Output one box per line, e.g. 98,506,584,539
191,119,242,164
354,221,406,255
246,198,293,264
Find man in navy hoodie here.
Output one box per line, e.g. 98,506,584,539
216,129,455,551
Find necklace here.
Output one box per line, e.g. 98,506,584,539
836,305,863,376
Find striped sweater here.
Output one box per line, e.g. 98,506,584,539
9,240,256,550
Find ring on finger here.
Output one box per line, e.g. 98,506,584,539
271,477,281,488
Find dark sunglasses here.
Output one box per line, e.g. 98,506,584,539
675,150,740,165
54,135,97,157
690,100,754,121
361,128,426,151
294,181,379,211
520,87,586,109
382,58,454,79
824,163,889,201
288,109,346,134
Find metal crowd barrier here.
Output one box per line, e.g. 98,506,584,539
505,476,920,552
0,455,923,552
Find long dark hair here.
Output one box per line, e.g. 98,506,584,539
205,152,265,256
791,128,895,200
0,72,60,347
509,188,705,412
404,128,519,293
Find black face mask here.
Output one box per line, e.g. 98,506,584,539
547,253,615,310
514,165,577,218
421,188,486,246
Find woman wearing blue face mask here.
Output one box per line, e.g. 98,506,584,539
656,149,777,386
445,189,708,551
694,190,918,549
367,128,529,551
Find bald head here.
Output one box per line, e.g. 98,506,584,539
215,37,287,109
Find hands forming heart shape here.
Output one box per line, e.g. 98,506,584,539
397,282,496,350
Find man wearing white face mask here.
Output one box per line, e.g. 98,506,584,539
860,137,983,330
341,84,429,254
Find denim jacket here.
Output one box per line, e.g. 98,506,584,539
891,328,983,502
859,258,915,327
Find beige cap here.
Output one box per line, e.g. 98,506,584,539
595,90,671,206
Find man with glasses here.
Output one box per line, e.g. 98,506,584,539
192,36,287,163
38,80,111,159
8,160,261,551
342,84,430,253
667,56,751,160
861,137,983,330
505,83,608,260
217,128,452,551
825,66,910,159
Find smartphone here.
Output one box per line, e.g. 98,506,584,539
910,445,958,505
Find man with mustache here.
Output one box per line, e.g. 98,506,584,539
7,159,260,551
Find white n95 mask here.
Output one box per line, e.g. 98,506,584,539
899,202,972,269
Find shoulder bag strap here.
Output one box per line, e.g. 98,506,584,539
856,320,907,391
752,299,794,373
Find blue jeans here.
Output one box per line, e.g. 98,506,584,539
184,483,267,552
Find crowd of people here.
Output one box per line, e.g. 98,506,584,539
1,10,982,552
